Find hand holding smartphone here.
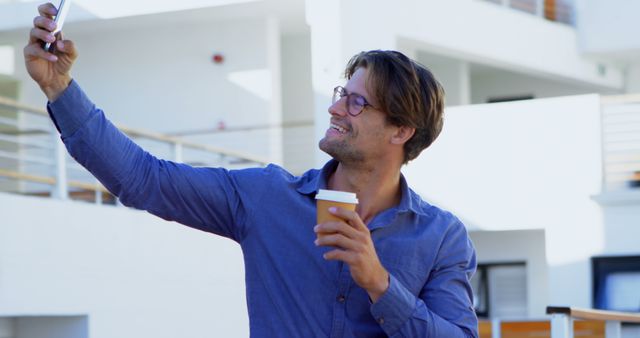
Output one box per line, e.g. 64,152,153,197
44,0,72,52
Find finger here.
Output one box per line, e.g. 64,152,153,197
29,27,56,45
329,207,368,231
33,15,56,32
38,3,58,18
315,232,360,250
24,43,58,62
314,221,359,239
323,249,354,264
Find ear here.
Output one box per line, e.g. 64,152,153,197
390,125,415,145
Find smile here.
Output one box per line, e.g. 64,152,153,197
330,123,348,134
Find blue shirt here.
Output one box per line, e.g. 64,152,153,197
48,80,478,338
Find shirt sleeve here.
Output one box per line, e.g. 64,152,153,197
370,219,478,338
47,80,249,242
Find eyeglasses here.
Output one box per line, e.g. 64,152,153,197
332,86,376,117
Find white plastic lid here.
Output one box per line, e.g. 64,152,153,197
315,189,358,204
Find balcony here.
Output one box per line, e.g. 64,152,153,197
480,0,575,25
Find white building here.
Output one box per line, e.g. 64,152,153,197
0,0,639,336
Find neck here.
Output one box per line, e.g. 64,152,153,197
327,160,403,225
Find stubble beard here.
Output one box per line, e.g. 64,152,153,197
319,134,365,165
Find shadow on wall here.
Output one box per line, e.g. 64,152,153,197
0,316,88,338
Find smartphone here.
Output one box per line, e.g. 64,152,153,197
44,0,72,52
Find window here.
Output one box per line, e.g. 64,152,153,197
592,255,640,312
472,262,528,319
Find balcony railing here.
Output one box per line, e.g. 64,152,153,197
480,0,575,25
547,306,640,338
0,96,269,204
478,307,640,338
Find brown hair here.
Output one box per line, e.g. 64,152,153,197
344,50,445,163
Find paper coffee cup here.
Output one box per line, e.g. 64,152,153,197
315,189,358,238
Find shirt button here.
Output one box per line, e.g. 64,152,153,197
377,317,385,325
337,295,345,303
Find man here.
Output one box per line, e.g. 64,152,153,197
25,3,477,337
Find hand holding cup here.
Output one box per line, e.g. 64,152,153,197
315,189,358,239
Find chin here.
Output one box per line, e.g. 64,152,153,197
318,138,337,158
319,138,364,164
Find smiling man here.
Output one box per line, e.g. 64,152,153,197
25,3,478,337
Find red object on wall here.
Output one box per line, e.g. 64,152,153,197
212,53,224,64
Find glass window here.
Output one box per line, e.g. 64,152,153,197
593,256,640,312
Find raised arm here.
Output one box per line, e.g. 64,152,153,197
24,3,250,242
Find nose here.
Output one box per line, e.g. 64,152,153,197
328,96,348,116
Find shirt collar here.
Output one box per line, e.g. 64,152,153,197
296,160,418,215
296,160,338,195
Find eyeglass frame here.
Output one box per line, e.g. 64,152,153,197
332,85,378,117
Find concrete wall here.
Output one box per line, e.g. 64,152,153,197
0,193,248,338
402,94,604,310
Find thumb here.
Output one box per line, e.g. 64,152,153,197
55,38,78,60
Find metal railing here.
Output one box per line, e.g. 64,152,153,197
600,94,640,193
0,96,269,204
480,0,575,25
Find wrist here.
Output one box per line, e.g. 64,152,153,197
41,76,72,102
367,271,390,303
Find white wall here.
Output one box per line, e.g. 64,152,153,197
417,52,471,106
576,0,640,57
402,94,604,310
470,230,548,318
626,64,640,94
281,32,316,174
0,45,13,76
470,67,618,104
598,202,640,256
0,193,248,338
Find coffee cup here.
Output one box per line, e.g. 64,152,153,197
315,189,358,238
